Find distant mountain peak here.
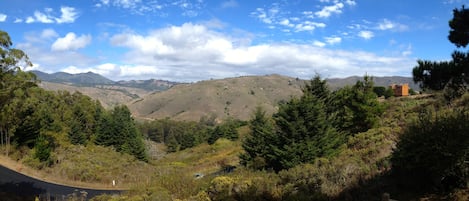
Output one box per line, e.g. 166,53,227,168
30,70,178,91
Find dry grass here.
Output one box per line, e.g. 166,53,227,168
128,74,304,121
39,81,149,108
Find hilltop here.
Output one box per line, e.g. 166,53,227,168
31,70,178,108
128,74,304,121
31,70,417,119
128,74,417,121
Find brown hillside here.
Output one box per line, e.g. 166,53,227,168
39,81,150,108
127,74,304,121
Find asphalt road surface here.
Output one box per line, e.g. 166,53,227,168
0,165,122,200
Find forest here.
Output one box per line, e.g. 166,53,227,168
0,5,468,201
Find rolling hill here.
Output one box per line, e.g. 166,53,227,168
128,75,418,122
128,74,304,121
38,81,150,108
31,70,418,120
32,71,178,108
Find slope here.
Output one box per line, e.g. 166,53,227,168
39,81,149,108
128,74,304,121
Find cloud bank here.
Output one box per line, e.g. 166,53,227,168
51,23,414,81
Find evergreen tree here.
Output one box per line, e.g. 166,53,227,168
240,106,275,170
413,6,469,98
449,5,469,48
331,76,383,134
68,118,86,145
0,30,36,155
272,94,339,171
245,76,342,171
208,118,239,144
34,134,51,164
95,105,148,161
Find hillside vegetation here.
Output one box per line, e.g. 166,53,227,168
1,6,469,201
39,81,149,108
128,74,304,121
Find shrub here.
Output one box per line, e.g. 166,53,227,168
392,107,469,190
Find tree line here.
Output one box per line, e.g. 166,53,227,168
138,116,245,152
0,30,147,166
240,75,384,171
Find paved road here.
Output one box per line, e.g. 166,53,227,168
0,165,122,200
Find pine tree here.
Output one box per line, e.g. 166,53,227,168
413,6,469,98
240,106,275,170
241,76,342,171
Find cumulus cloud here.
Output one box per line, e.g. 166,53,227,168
16,23,414,82
24,6,79,24
51,32,92,51
0,14,7,22
358,30,374,39
55,7,79,23
99,23,413,81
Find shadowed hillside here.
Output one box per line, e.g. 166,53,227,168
39,81,149,108
128,74,304,121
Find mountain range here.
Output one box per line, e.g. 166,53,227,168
31,70,419,121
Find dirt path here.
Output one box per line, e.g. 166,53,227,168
0,155,128,191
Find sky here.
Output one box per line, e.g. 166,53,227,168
1,0,468,82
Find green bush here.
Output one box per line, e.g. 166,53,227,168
392,107,469,190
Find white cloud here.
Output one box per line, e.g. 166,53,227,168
14,18,23,23
51,32,92,51
252,8,274,24
252,3,330,33
313,40,326,47
18,23,414,82
112,0,141,9
279,19,291,26
325,36,342,45
344,0,356,6
55,7,79,23
101,23,413,81
25,17,35,23
96,0,203,16
0,14,6,22
14,30,97,74
29,11,54,23
295,21,326,32
315,2,344,18
358,30,374,39
377,19,408,32
24,7,79,24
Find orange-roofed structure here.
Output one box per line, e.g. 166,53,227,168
390,84,409,97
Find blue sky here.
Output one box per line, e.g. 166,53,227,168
1,0,468,81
